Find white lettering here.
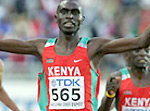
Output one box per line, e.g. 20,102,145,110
131,98,136,106
125,97,150,107
48,67,54,76
68,67,74,76
61,67,67,76
74,67,81,76
138,98,144,106
144,98,150,106
48,66,81,76
125,98,131,106
54,66,60,75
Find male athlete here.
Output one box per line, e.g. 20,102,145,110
99,48,150,111
1,0,150,110
0,59,20,111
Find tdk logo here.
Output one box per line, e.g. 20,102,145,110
51,79,80,87
51,79,57,87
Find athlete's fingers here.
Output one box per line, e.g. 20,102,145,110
106,76,121,93
108,90,115,95
115,76,121,83
110,77,116,82
106,85,117,91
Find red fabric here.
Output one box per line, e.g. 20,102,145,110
118,78,150,111
37,77,41,103
96,69,101,99
41,39,100,111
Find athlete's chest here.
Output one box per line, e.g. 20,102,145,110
120,79,150,95
42,48,91,110
55,45,77,56
119,80,150,110
43,53,90,76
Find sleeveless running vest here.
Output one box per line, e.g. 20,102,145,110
116,67,150,111
38,37,100,111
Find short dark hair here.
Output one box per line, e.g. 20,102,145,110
57,0,81,13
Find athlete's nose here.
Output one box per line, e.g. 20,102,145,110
66,11,73,19
138,49,147,57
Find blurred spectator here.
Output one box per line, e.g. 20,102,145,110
15,0,26,14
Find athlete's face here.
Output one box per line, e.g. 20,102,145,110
55,0,84,35
127,48,150,68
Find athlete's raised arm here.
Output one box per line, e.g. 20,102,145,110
0,38,47,60
89,25,150,57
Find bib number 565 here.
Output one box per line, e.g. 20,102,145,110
52,88,80,101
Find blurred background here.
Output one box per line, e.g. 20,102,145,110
0,0,150,110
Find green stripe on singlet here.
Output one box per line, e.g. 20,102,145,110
78,37,90,48
80,37,90,44
38,71,48,111
120,67,130,80
91,69,98,111
47,38,56,44
120,67,129,75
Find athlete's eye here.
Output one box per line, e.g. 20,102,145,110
72,9,80,15
144,48,149,53
60,9,68,14
134,49,140,53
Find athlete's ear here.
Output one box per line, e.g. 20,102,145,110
54,14,58,23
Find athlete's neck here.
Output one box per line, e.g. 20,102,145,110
57,32,80,48
129,66,148,79
59,31,79,40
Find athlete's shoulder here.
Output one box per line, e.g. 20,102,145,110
88,37,112,43
26,38,48,47
87,37,112,52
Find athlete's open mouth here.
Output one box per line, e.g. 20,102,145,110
63,21,75,28
138,58,147,63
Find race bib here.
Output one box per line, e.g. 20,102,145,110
122,106,150,111
48,76,85,109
